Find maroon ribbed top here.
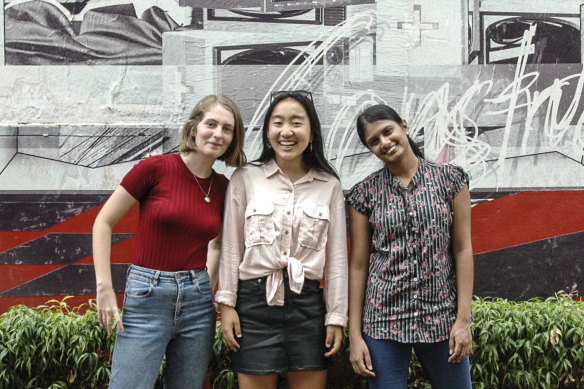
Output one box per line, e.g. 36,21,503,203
120,153,228,271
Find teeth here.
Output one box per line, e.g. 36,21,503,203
280,142,295,146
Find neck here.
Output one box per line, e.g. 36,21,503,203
386,152,419,186
182,151,214,178
275,157,308,183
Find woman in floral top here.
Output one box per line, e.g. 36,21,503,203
347,104,474,388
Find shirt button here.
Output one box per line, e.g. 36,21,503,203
414,312,419,317
287,211,291,215
283,251,287,255
413,295,418,299
413,278,418,282
285,231,289,235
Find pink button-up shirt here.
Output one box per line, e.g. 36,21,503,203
216,159,348,327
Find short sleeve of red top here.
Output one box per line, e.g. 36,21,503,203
120,153,229,271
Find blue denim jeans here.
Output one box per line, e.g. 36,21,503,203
109,265,217,389
363,333,472,389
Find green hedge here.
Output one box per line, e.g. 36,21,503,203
1,293,583,389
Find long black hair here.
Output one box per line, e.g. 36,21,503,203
255,91,339,179
356,104,424,158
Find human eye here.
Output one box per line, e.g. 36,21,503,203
368,138,379,147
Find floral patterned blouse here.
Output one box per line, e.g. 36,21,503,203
347,158,469,343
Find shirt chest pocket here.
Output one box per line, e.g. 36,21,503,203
245,202,277,247
298,203,330,251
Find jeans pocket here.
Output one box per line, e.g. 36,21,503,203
195,271,212,295
125,274,154,298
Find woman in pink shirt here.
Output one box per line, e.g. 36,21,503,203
217,90,348,389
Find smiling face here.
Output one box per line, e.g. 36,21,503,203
192,103,234,161
363,119,411,165
267,97,313,169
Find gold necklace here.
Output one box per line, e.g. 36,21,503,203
193,173,214,203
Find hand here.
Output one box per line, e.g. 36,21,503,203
349,334,375,377
324,325,343,357
219,304,241,352
97,286,123,335
448,318,473,363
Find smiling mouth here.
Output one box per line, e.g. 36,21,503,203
384,144,397,154
279,141,296,148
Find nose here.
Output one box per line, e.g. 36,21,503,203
281,124,294,136
212,125,224,138
380,135,391,150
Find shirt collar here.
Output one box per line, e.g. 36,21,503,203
385,157,424,189
262,158,331,182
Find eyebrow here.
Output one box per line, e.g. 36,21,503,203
271,114,306,120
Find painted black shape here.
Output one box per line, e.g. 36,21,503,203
474,231,584,301
486,17,581,64
0,264,129,297
0,233,134,265
0,192,111,231
222,48,310,66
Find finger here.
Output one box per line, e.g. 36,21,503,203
448,341,463,363
325,328,334,349
361,352,375,377
449,334,455,356
234,318,242,339
324,334,341,357
363,349,374,372
113,310,124,333
351,359,366,375
104,316,113,336
222,325,240,351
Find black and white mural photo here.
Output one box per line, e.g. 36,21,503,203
1,0,584,312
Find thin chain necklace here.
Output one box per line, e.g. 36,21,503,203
193,172,214,203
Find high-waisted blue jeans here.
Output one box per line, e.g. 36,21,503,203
109,265,217,389
363,333,472,389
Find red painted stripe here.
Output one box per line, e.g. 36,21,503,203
0,231,46,252
0,264,64,293
471,191,584,254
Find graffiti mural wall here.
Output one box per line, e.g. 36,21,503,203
1,0,583,312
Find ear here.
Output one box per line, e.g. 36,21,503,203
402,119,409,135
189,120,197,137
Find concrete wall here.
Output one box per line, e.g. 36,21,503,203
1,0,583,312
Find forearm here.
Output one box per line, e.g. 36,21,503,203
455,249,474,323
92,220,114,291
323,199,349,327
206,236,221,290
348,265,368,339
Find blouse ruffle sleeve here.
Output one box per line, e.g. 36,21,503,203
346,180,373,217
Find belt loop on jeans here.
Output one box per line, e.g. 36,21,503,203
153,271,160,286
189,269,197,283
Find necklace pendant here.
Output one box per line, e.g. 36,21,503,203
204,196,211,203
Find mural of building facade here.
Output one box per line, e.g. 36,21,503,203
1,0,583,313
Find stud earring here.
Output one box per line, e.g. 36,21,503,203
267,142,272,149
310,141,313,152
